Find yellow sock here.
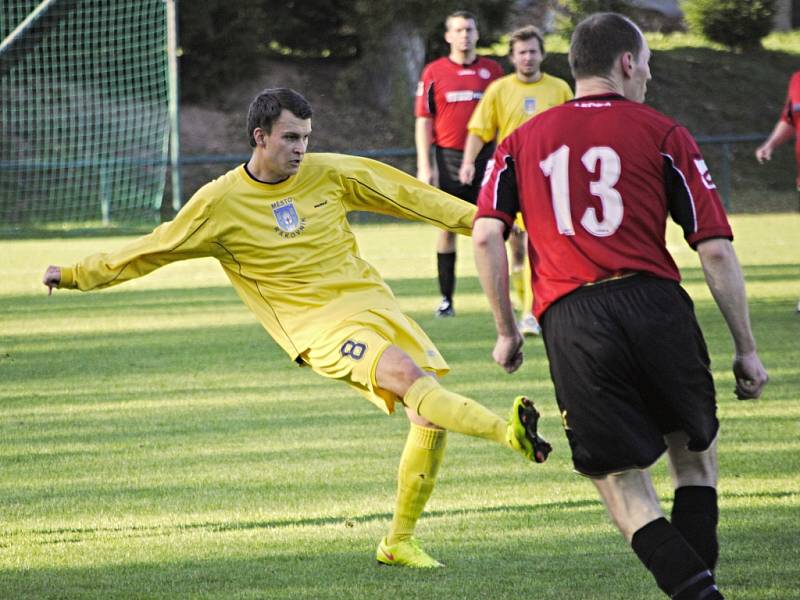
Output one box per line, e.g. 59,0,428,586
404,376,507,446
522,261,534,317
386,423,447,545
510,267,525,314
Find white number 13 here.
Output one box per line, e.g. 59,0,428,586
539,145,623,237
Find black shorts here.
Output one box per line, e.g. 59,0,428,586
540,275,719,477
434,144,494,204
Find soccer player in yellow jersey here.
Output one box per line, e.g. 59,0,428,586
459,26,573,336
42,88,550,569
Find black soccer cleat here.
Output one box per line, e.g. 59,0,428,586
517,396,552,463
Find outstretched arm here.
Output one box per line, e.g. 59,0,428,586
473,217,523,373
696,238,768,399
755,120,794,163
44,192,217,292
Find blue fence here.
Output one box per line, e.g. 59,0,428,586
176,133,766,210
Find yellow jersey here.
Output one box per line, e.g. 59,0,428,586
58,153,476,358
467,73,573,143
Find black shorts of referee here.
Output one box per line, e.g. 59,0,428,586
434,143,494,204
540,274,719,477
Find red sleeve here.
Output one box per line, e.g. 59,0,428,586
474,144,518,236
661,126,732,248
414,63,435,118
780,71,800,127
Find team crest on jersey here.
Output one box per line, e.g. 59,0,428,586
523,97,536,114
272,197,306,238
478,67,491,79
693,158,717,190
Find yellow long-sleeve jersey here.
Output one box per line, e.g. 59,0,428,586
467,73,573,144
58,153,476,358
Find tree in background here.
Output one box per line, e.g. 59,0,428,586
684,0,777,51
178,0,510,121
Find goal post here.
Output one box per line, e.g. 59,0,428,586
0,0,180,225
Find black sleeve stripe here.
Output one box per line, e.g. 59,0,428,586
661,152,698,238
494,154,520,217
344,176,468,232
427,82,436,116
85,216,212,291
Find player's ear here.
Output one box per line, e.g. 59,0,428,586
620,51,634,79
253,128,266,147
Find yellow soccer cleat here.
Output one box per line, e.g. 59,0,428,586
376,536,444,568
507,396,552,463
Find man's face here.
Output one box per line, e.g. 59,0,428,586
625,37,652,103
444,17,478,54
510,37,544,80
256,109,311,180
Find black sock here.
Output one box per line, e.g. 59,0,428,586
672,486,719,570
437,252,456,300
631,518,724,599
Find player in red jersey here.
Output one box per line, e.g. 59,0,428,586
756,70,800,189
473,13,768,600
415,10,503,317
755,69,800,312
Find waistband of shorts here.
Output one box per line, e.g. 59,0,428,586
566,272,674,300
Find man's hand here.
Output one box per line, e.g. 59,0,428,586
416,164,433,185
732,351,768,400
458,161,475,185
754,142,773,164
42,265,62,296
493,332,524,373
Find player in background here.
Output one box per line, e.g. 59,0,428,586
472,13,767,599
415,10,503,317
754,69,800,312
458,25,572,335
43,88,550,570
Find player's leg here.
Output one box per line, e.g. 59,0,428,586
377,407,447,568
518,235,540,336
593,471,724,600
509,226,526,313
376,345,547,460
435,230,456,317
665,431,720,570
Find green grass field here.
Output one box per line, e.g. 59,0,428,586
1,216,799,599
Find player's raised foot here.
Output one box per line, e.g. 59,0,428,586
376,536,444,568
506,396,552,463
435,297,455,318
518,314,541,336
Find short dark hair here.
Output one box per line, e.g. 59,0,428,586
508,25,545,56
445,10,477,30
246,88,313,147
569,12,643,80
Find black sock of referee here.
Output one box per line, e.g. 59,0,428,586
437,251,456,302
631,518,724,599
671,486,720,570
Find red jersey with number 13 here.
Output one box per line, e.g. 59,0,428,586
475,94,732,319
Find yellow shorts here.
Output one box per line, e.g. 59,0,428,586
299,308,449,414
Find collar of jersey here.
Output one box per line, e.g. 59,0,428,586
569,92,626,103
238,163,297,191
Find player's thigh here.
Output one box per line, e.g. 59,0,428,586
541,283,668,476
300,309,448,414
665,430,718,488
625,279,719,453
